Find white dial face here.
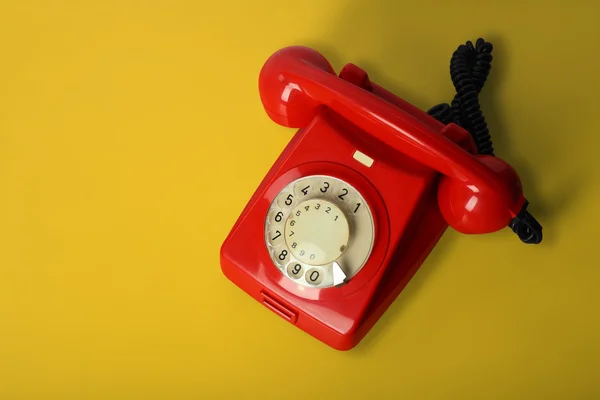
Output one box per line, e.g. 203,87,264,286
285,199,349,265
264,175,375,288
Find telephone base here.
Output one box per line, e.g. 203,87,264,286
220,56,472,350
221,186,447,351
220,109,453,350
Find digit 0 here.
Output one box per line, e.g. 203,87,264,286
305,268,323,285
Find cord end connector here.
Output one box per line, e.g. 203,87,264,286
509,200,543,244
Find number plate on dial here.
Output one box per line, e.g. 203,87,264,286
264,175,375,288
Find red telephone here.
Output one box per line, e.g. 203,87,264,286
220,39,542,350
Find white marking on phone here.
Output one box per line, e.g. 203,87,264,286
352,150,374,167
332,261,346,286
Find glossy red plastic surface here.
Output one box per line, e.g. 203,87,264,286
220,46,527,350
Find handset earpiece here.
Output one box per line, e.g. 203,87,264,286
259,46,542,242
259,46,337,128
436,152,523,234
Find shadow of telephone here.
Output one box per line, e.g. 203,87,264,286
220,39,543,351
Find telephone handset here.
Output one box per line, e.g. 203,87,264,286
259,45,536,239
221,39,543,350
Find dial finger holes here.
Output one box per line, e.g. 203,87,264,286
305,268,324,286
264,175,375,289
334,184,351,204
273,247,290,265
266,227,284,247
268,209,286,226
294,181,313,199
276,191,296,209
286,262,305,280
313,178,335,197
346,196,364,216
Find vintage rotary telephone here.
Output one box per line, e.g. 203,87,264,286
220,39,543,350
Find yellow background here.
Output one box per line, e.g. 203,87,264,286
1,1,599,398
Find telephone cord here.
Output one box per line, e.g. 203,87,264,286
427,38,543,244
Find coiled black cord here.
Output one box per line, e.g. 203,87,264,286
427,38,543,244
428,38,494,154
